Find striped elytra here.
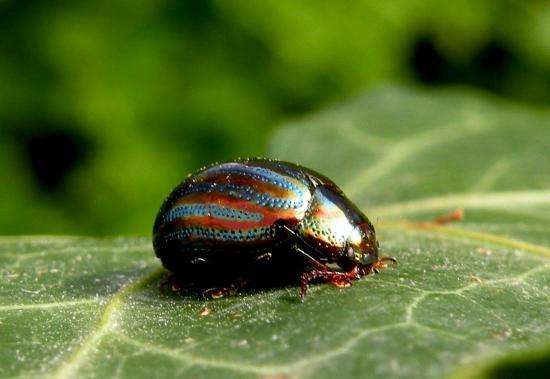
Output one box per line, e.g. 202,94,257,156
153,158,393,298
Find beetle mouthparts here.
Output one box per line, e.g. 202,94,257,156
368,256,397,273
380,256,398,264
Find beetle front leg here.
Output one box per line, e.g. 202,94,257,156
300,267,360,300
292,245,361,299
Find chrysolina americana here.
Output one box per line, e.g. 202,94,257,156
153,158,396,299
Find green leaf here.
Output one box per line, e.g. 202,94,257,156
2,87,549,379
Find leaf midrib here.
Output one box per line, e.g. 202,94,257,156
379,221,550,258
50,268,165,379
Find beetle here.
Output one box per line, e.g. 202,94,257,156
153,158,395,299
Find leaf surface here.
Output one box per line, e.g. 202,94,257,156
2,87,549,378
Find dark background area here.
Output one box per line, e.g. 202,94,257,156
1,0,550,235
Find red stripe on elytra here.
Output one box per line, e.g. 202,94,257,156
169,216,262,230
167,205,301,230
174,192,306,217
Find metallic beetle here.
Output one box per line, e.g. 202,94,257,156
153,158,395,298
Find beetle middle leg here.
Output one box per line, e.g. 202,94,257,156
201,276,251,299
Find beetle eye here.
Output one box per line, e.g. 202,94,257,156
346,246,355,259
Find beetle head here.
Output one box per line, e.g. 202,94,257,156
344,222,379,268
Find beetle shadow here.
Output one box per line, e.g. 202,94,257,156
159,263,307,303
162,276,303,304
57,260,304,304
157,245,312,303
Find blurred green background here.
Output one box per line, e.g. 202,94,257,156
2,0,550,236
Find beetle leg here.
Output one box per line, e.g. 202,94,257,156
359,256,397,275
255,251,273,262
190,257,207,265
380,256,398,264
300,268,359,300
202,285,237,299
300,270,322,300
371,256,398,271
160,274,192,294
201,277,250,299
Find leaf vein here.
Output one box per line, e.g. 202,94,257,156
48,268,165,379
373,190,550,217
0,299,100,312
379,221,550,258
345,120,491,197
115,333,277,375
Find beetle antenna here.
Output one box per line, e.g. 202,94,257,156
280,224,321,254
293,245,317,262
279,224,326,268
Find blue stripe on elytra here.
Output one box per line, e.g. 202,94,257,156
203,163,304,193
180,182,307,209
162,225,276,243
274,163,312,185
163,204,262,223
